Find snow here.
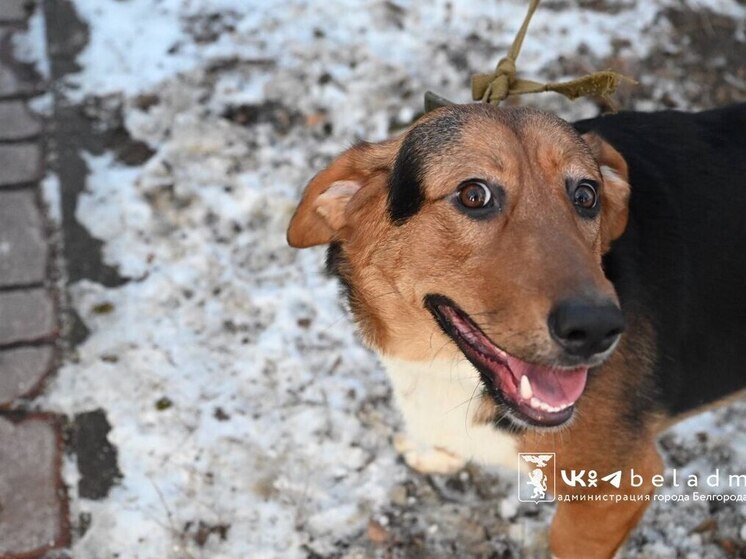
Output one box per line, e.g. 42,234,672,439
11,6,49,79
22,0,746,557
65,0,735,106
40,173,62,225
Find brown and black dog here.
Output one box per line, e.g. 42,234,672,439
287,103,746,558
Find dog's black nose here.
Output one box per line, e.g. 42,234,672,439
548,299,625,359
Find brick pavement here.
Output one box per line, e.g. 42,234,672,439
0,1,69,556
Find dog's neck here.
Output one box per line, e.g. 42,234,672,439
378,355,518,468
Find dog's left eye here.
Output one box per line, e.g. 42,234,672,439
569,179,600,215
457,181,493,209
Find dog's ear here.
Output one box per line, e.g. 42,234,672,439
582,132,631,252
287,141,396,248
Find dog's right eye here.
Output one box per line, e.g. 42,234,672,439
457,181,493,209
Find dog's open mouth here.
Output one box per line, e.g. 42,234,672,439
425,294,588,427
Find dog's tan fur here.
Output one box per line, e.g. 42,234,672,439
289,107,628,360
287,105,654,558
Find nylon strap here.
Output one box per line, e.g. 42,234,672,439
425,0,634,112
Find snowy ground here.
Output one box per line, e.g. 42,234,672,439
21,0,746,557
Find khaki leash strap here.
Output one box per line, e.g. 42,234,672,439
425,0,634,112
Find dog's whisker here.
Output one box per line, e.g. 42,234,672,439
446,385,481,416
430,337,455,364
464,382,483,428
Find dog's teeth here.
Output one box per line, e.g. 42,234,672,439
520,375,533,400
528,396,569,414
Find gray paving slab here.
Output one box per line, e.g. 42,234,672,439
0,415,68,556
0,143,41,186
0,289,55,345
0,190,47,286
0,345,53,405
0,0,29,23
0,100,41,140
0,61,34,98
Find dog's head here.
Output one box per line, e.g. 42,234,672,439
287,104,630,429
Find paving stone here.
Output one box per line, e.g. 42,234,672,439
0,101,41,140
0,190,47,286
0,415,68,556
0,143,41,186
0,289,55,345
0,346,53,405
0,0,29,23
0,61,34,98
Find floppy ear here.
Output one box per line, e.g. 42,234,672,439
287,141,395,248
582,132,631,252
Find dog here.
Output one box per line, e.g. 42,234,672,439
286,102,746,558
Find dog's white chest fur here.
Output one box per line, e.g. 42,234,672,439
380,357,518,471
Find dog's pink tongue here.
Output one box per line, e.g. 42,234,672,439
507,356,588,407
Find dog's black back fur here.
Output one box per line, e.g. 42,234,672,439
575,104,746,415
